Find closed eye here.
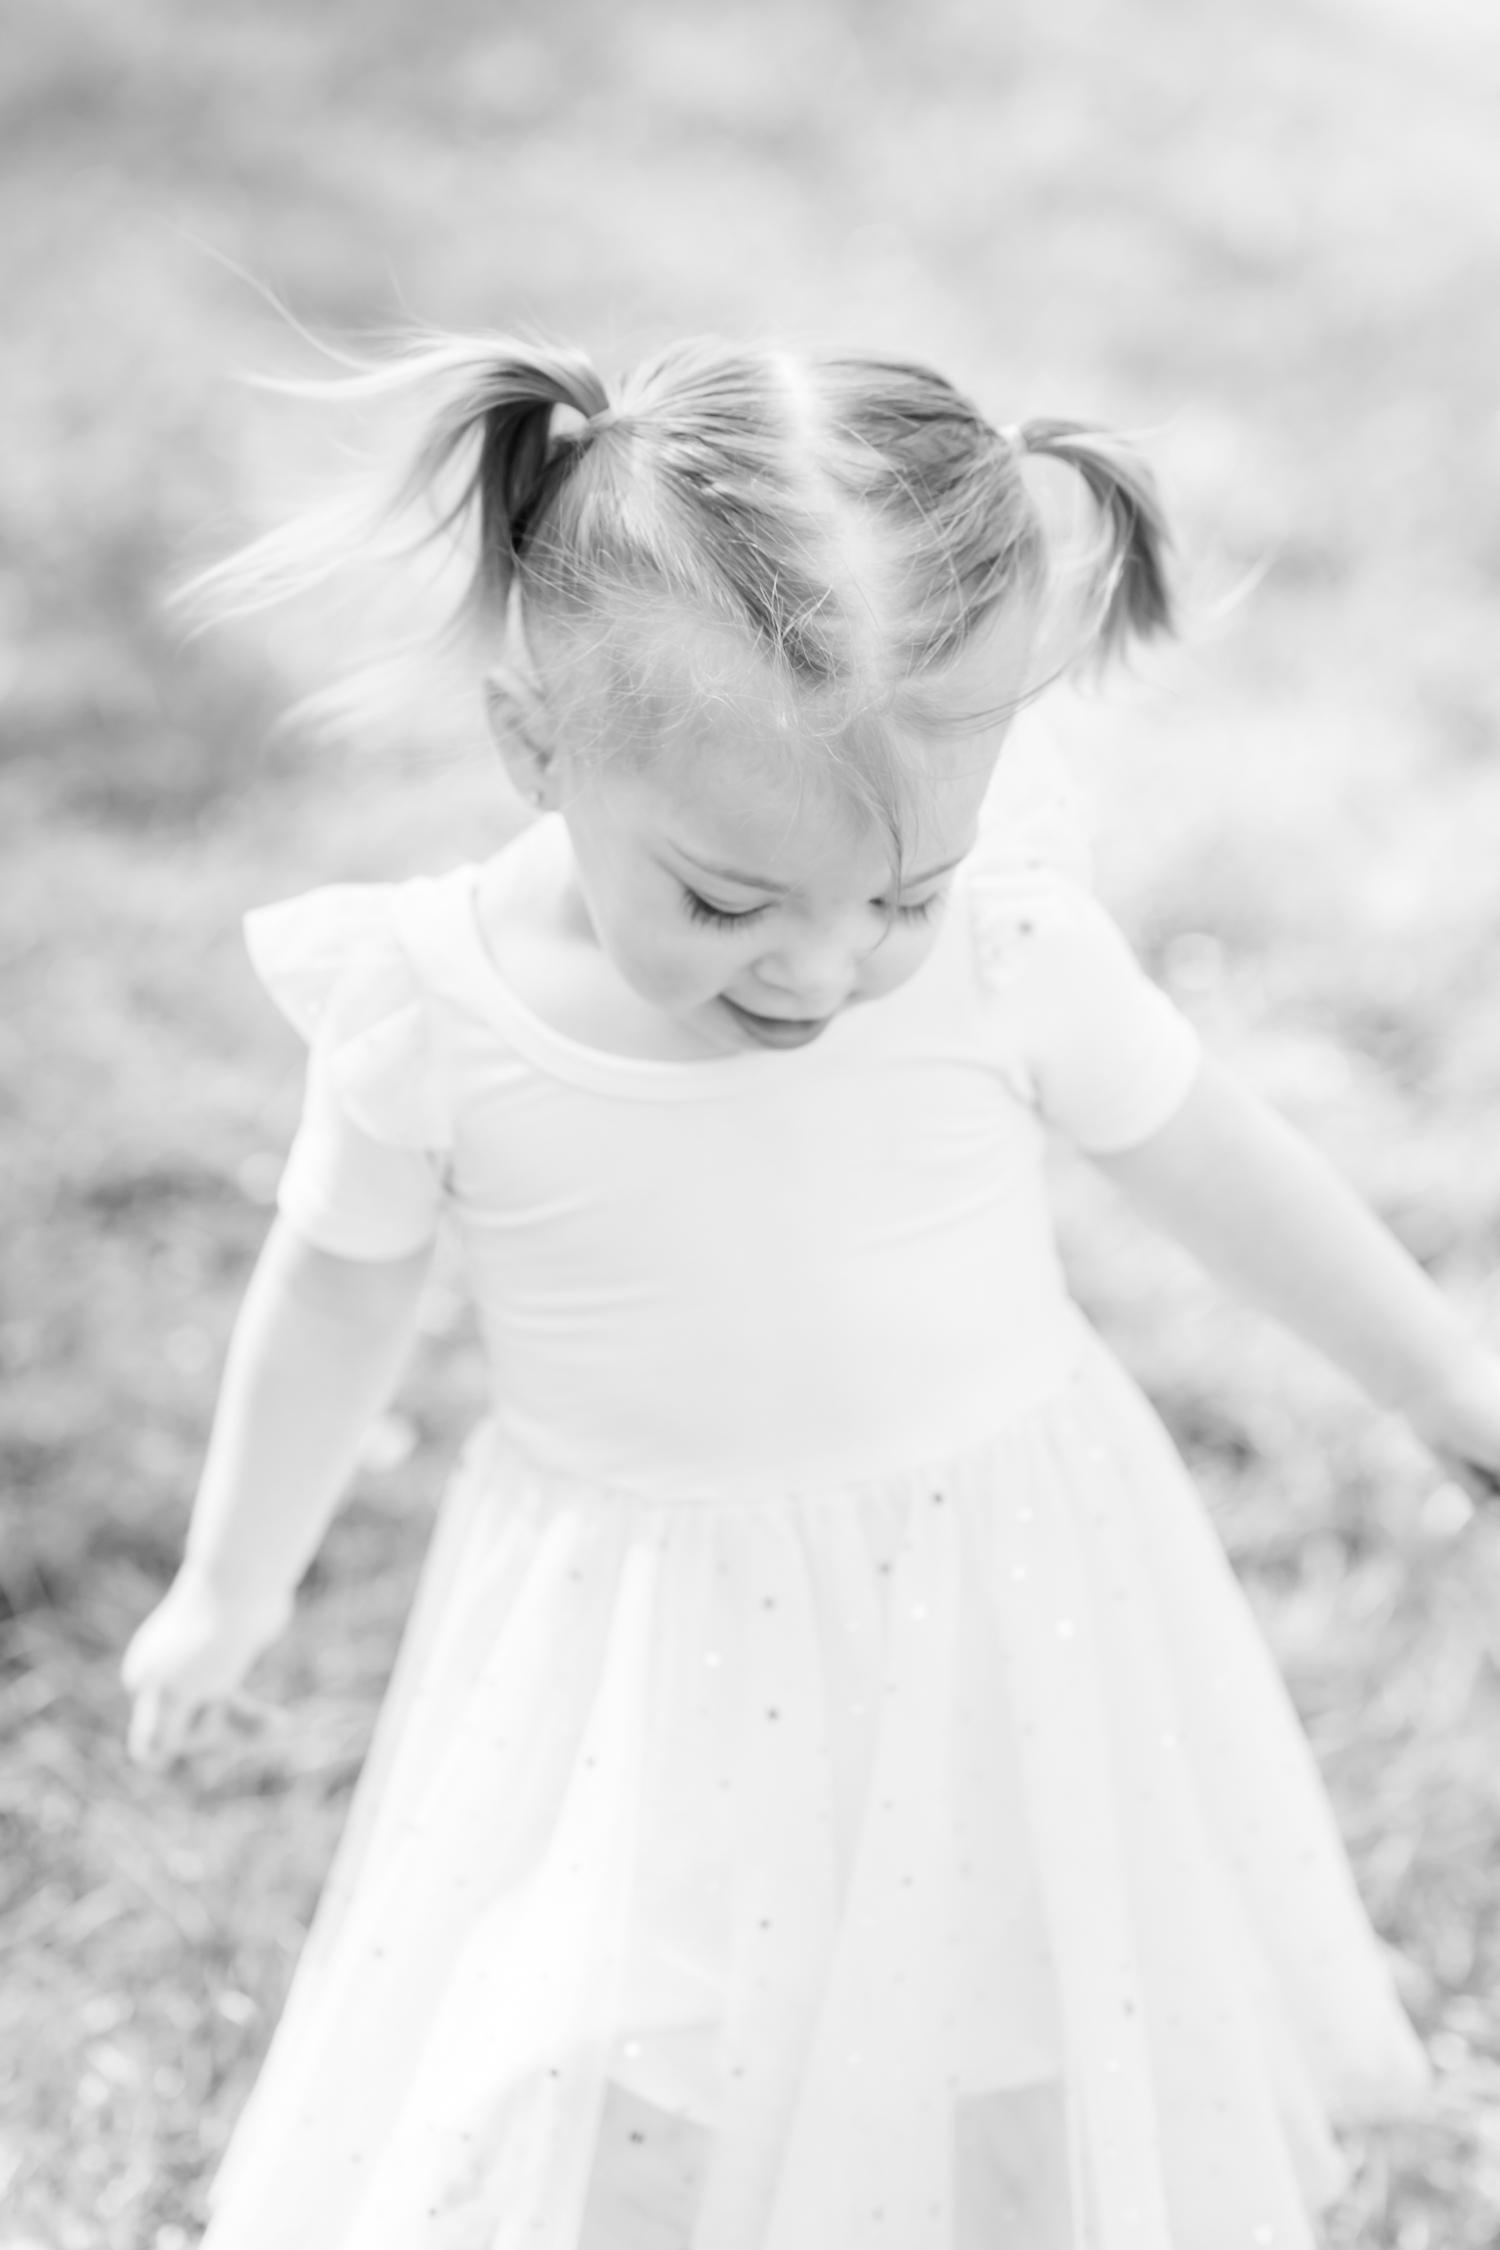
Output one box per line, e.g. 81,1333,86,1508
681,888,770,930
682,886,949,931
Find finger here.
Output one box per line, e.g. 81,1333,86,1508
1423,1479,1476,1538
120,1625,156,1696
130,1684,200,1770
1437,1453,1500,1507
127,1681,167,1768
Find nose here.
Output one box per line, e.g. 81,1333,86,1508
753,908,881,1014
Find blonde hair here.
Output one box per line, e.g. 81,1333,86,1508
203,333,1173,850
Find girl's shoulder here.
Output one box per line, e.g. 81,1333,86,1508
245,858,491,1015
243,819,556,1024
960,779,1097,987
958,783,1201,1156
243,848,528,1151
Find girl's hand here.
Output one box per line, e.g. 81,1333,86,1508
122,1566,291,1771
1401,1346,1500,1510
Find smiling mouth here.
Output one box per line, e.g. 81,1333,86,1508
719,996,832,1049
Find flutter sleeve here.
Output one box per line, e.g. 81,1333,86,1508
244,885,451,1260
968,823,1202,1155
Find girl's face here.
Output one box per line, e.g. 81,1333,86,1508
498,616,1025,1057
562,735,999,1055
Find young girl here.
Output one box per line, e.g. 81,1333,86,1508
123,337,1500,2250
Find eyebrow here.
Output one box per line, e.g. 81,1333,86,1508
675,849,966,894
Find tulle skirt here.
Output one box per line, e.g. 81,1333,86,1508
202,1326,1428,2250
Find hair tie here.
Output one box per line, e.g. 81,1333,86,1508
999,421,1027,454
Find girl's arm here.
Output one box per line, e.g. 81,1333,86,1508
1093,1057,1500,1493
122,1215,432,1767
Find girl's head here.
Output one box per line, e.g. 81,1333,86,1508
405,334,1169,770
217,334,1173,1050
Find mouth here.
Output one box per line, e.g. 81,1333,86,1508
719,996,833,1050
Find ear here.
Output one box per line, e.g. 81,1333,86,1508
483,667,556,811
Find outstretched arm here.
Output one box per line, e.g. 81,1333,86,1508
1093,1057,1500,1496
123,1216,432,1766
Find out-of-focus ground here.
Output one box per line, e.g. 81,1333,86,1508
4,0,1500,2241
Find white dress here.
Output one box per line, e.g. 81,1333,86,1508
202,814,1428,2250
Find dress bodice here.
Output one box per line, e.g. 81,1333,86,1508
246,818,1199,1496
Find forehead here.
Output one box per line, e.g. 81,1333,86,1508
545,596,1019,870
621,690,999,886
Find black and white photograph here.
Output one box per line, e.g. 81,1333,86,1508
3,2,1500,2244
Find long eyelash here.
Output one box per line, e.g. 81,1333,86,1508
681,889,769,931
681,888,945,931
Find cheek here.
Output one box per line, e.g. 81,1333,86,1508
574,857,703,998
603,896,741,1003
863,915,946,995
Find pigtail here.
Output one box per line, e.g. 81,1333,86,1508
1014,419,1174,660
182,334,612,629
399,340,612,614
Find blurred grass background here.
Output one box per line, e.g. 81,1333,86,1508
4,0,1500,2241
